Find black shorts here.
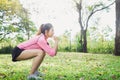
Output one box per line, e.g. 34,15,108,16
12,46,24,62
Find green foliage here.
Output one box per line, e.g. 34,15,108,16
16,34,26,43
88,40,114,54
74,32,83,52
58,30,72,52
0,0,22,14
87,25,114,54
0,45,13,54
0,53,120,80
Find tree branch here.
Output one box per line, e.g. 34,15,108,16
78,0,84,30
85,1,115,31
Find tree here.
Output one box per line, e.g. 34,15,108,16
114,0,120,56
74,0,115,52
16,8,36,40
0,0,36,41
0,0,21,41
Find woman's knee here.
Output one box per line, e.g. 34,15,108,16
37,50,46,57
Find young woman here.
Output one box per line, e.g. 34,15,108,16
12,23,59,79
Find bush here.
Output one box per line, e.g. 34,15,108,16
0,45,13,54
88,40,114,54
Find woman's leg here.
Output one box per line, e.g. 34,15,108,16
30,51,45,75
16,49,46,75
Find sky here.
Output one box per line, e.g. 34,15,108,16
19,0,115,38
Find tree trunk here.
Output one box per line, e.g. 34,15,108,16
83,30,87,52
80,29,83,49
114,0,120,56
79,29,87,52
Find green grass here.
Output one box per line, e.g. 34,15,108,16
0,52,120,80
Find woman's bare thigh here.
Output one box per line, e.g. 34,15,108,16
16,49,44,60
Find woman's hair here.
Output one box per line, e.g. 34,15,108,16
36,23,53,35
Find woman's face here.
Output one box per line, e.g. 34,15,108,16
46,27,54,37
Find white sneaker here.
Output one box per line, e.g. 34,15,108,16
34,71,45,77
27,74,39,80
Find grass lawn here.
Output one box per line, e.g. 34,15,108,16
0,52,120,80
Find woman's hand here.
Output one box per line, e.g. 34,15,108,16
53,36,59,43
53,36,59,55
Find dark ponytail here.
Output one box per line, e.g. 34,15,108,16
36,24,44,35
36,23,53,35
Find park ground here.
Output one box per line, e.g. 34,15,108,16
0,52,120,80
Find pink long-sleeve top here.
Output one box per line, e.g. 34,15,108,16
17,34,56,57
